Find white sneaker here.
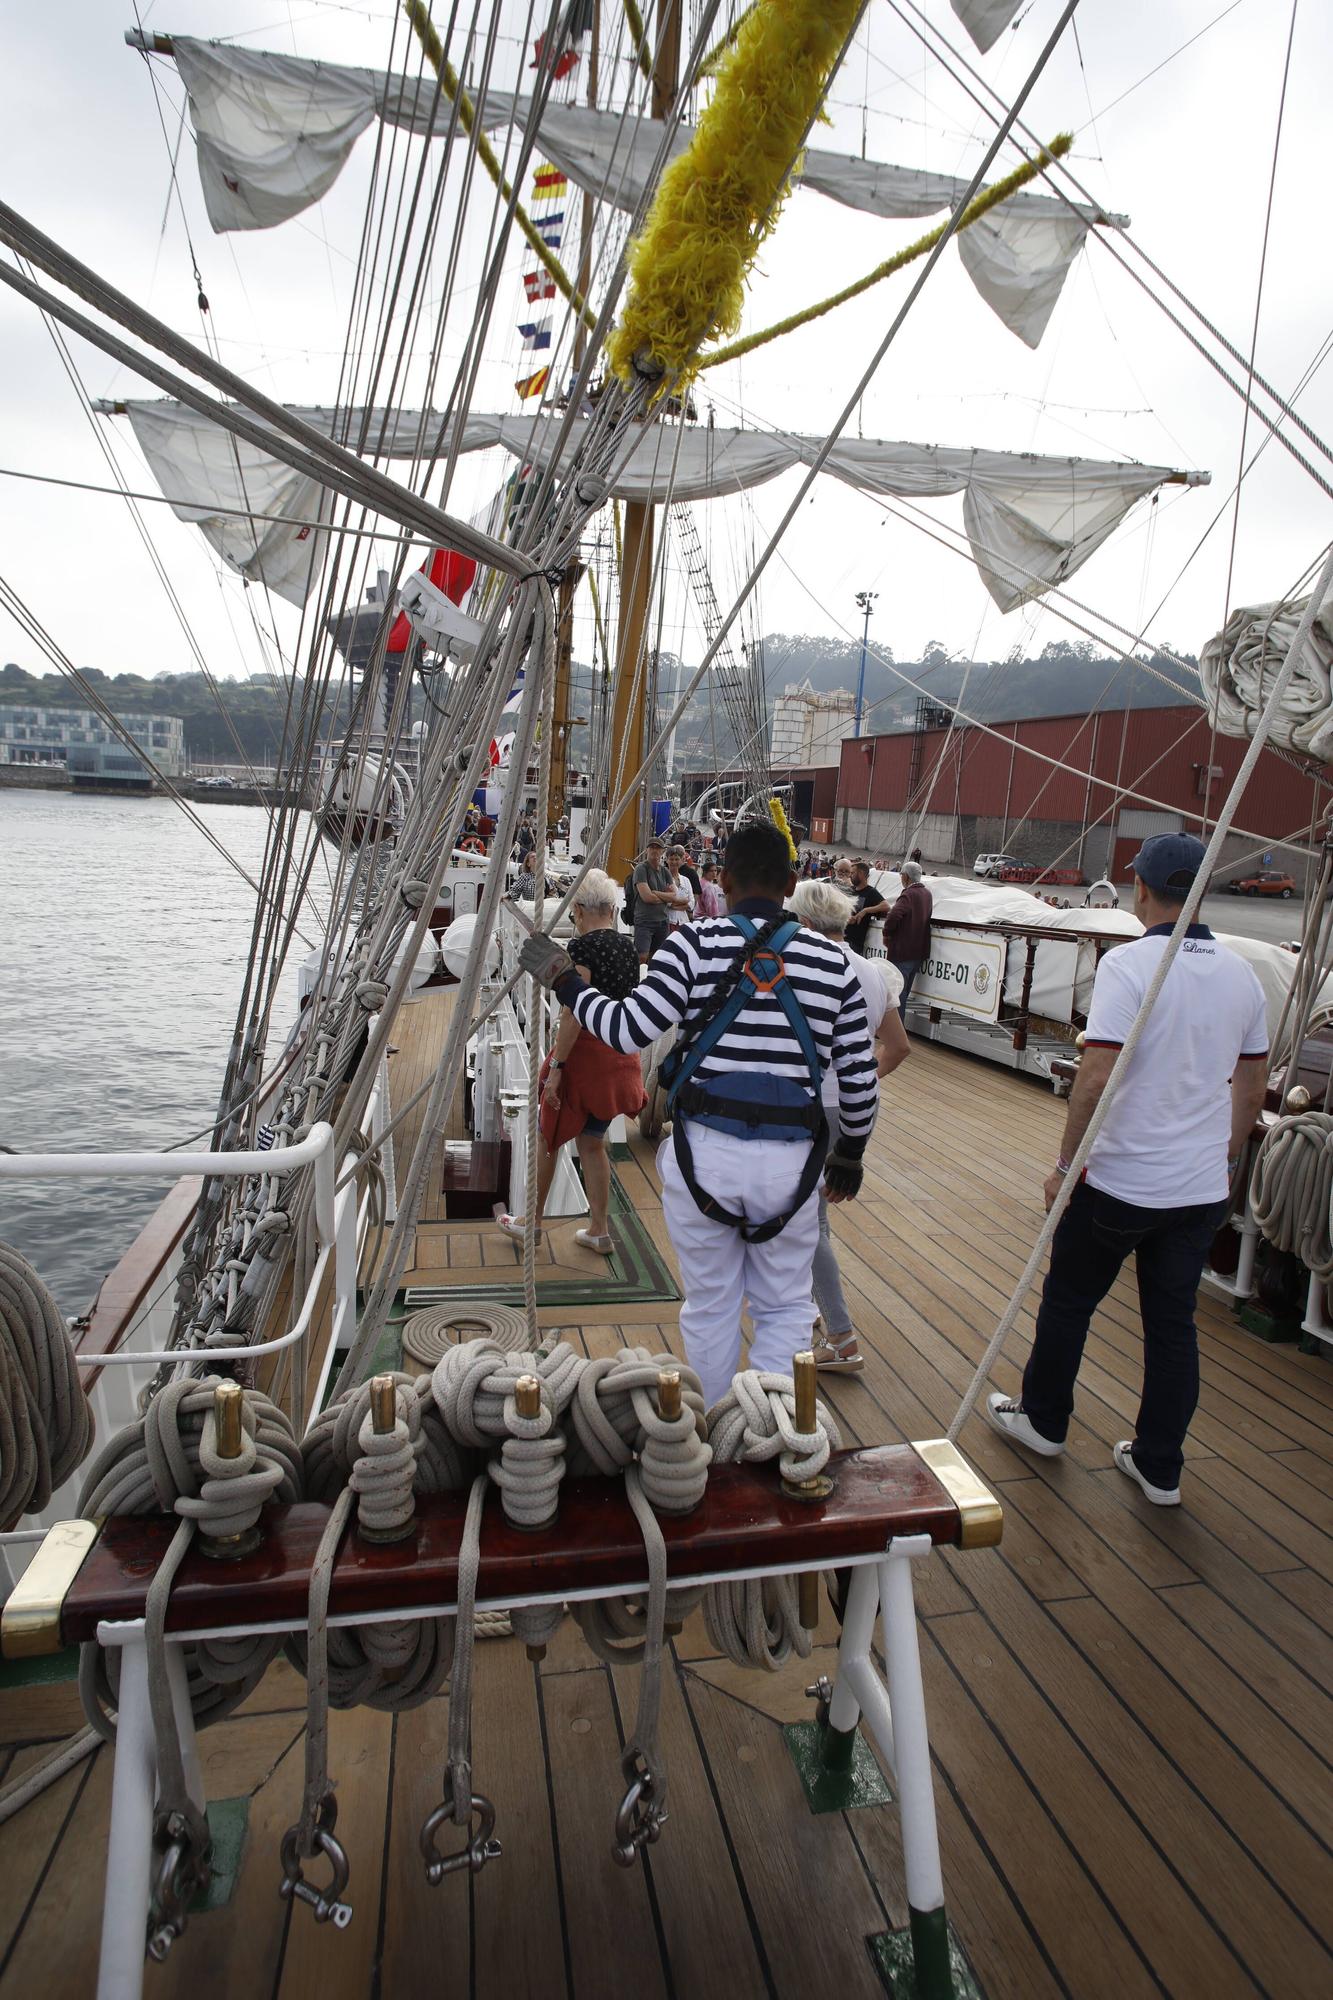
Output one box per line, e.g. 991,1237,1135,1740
985,1393,1065,1457
1113,1440,1180,1507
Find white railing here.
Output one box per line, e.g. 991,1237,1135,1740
0,1122,353,1370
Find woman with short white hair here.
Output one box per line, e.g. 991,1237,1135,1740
496,867,645,1255
788,877,910,1372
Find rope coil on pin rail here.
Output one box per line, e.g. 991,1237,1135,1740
76,1378,302,1742
0,1241,94,1529
702,1370,840,1671
1251,1112,1333,1279
73,1378,301,1960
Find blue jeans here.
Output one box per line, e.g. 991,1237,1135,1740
891,958,920,1020
1021,1181,1228,1488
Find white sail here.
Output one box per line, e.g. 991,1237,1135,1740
121,396,331,606
165,37,1108,347
951,0,1026,56
110,399,1203,615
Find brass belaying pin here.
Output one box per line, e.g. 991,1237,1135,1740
214,1379,244,1460
370,1374,397,1434
515,1375,542,1420
200,1380,262,1561
657,1369,682,1421
358,1376,415,1545
784,1351,833,1632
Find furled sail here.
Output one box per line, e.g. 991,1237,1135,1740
160,36,1112,348
108,398,1205,615
1200,590,1333,764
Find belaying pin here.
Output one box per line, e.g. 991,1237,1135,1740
657,1369,682,1420
370,1373,397,1434
784,1352,832,1631
514,1374,542,1420
199,1381,262,1560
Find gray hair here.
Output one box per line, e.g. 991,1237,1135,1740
789,878,856,936
571,866,619,916
900,860,923,884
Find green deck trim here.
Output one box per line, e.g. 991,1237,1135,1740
783,1719,892,1813
1236,1300,1301,1344
404,1171,679,1311
191,1797,250,1913
0,1644,79,1689
868,1915,984,1998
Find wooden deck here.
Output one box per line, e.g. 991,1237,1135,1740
2,1037,1331,1998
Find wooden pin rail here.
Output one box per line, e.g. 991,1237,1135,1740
5,1442,1001,1653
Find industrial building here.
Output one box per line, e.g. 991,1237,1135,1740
835,703,1324,879
768,680,856,768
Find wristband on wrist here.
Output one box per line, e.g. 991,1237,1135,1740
1055,1157,1072,1175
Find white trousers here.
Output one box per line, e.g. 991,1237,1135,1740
658,1121,820,1407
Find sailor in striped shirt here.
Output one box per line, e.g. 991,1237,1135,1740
522,824,878,1402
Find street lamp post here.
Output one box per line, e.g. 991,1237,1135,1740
853,589,878,739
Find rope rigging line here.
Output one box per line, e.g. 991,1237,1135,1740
947,534,1333,1446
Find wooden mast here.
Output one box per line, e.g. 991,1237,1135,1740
606,1,681,886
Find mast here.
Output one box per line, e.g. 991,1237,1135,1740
606,0,681,885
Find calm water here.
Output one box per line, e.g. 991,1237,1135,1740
0,790,314,1314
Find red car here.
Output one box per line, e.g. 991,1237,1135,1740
1228,871,1294,898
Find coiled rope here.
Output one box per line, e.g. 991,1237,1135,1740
1251,1111,1333,1279
703,1371,840,1670
0,1242,94,1529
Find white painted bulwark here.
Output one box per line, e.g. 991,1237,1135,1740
915,926,1006,1021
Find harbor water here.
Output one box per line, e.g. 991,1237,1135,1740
0,789,314,1314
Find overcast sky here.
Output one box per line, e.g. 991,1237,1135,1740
1,0,1329,707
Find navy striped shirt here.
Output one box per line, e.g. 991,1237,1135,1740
556,898,879,1145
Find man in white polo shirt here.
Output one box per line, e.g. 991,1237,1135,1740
987,833,1270,1505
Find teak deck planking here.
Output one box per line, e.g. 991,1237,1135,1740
2,1037,1331,1998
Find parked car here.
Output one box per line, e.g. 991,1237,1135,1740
973,852,1024,878
1228,870,1294,898
198,774,239,790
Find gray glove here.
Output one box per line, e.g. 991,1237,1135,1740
519,932,575,988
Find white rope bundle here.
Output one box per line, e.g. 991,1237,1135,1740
77,1378,302,1740
702,1371,840,1672
288,1374,463,1716
0,1242,94,1529
1251,1111,1333,1278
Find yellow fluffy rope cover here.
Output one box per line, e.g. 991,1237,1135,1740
606,0,865,389
768,795,798,863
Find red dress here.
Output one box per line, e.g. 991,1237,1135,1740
537,927,646,1150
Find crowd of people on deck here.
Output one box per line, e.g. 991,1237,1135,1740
504,813,1256,1510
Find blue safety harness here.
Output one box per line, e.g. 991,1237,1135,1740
659,916,829,1243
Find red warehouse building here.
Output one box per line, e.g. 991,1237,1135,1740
835,706,1327,882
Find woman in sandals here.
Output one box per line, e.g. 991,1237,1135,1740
497,868,645,1255
788,877,909,1371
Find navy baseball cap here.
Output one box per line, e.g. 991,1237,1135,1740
1126,831,1208,894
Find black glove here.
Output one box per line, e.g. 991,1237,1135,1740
518,933,575,988
823,1148,864,1201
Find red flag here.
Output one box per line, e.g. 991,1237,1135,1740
515,367,550,401
523,270,556,303
534,164,568,194
387,544,479,651
531,31,580,79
